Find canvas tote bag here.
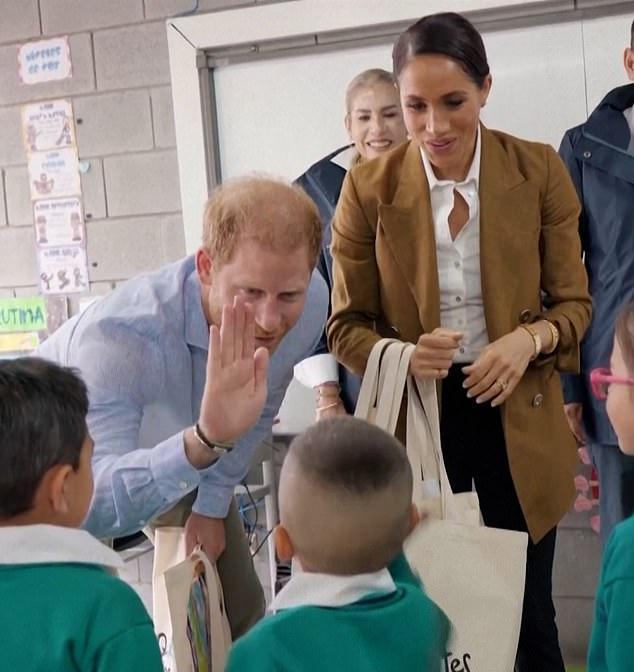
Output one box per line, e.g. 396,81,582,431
355,339,480,522
356,339,528,672
152,527,231,672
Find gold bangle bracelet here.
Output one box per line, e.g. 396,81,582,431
316,401,340,413
518,324,541,361
542,319,560,354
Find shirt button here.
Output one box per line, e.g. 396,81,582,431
455,296,462,303
179,481,188,490
459,347,465,354
454,261,461,269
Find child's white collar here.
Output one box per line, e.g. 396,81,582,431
270,566,396,614
0,524,123,570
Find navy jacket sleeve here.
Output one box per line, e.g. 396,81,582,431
558,128,588,404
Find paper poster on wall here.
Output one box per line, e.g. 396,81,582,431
28,148,81,200
0,296,47,333
18,36,72,85
22,99,76,153
0,332,40,354
38,246,88,295
33,197,84,247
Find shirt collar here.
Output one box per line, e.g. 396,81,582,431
420,125,481,191
270,567,396,613
331,145,359,171
0,525,124,570
184,259,209,350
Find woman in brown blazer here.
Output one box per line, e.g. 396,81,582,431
327,13,591,672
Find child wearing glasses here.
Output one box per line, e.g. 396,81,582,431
588,302,634,671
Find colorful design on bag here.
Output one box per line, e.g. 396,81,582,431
186,560,213,671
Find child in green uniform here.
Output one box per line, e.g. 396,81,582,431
226,415,450,671
0,358,163,672
588,302,634,671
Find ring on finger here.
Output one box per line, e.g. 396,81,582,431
497,378,508,391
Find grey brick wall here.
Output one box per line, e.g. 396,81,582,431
0,0,284,299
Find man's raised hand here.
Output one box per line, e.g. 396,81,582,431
198,297,269,445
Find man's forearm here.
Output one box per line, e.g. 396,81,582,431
85,430,202,538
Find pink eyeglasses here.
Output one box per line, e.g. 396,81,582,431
590,368,634,400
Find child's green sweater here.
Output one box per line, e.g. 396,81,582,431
226,553,450,672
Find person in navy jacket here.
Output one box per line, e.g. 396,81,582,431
559,17,634,545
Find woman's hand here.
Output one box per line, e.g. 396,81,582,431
462,328,535,407
410,328,463,380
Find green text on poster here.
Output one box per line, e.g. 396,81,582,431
0,297,47,333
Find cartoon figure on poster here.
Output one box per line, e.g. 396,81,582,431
35,215,48,244
73,267,85,288
55,114,73,147
57,270,70,291
33,198,84,248
70,211,82,242
33,172,54,196
22,99,77,154
28,148,81,201
25,123,39,152
39,272,53,292
38,246,88,295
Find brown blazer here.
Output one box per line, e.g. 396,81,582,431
328,126,592,543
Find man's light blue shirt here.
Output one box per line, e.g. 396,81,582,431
37,257,328,539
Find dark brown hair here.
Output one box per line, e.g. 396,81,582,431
392,12,490,88
0,358,88,518
615,302,634,375
288,416,412,573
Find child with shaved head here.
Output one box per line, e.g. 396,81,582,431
226,416,450,671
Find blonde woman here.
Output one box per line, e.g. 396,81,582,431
295,68,407,416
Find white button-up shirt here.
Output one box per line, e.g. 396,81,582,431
420,129,488,363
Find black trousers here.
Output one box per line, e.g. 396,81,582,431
440,366,565,672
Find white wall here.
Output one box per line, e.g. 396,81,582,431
214,13,631,186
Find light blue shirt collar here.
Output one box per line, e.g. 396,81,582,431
183,263,209,350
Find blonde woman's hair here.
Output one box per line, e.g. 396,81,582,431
344,68,398,114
